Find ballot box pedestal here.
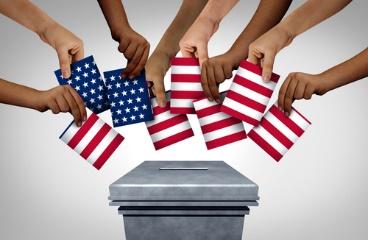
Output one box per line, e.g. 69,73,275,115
109,161,259,240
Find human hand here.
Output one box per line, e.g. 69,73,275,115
278,72,327,116
114,27,150,79
39,22,84,79
145,51,169,107
201,51,240,102
248,25,293,82
179,16,219,65
37,85,87,127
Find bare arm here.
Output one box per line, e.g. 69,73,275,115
145,0,207,107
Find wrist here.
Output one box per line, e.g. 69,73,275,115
274,24,295,47
315,72,331,95
32,89,48,112
111,23,132,42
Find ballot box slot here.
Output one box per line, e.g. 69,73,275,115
159,167,208,170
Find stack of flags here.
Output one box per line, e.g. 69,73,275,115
54,56,312,170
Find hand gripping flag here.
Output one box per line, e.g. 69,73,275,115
193,93,247,150
248,104,311,161
170,57,205,114
103,69,153,127
145,92,194,150
55,55,109,113
221,60,280,127
59,109,124,170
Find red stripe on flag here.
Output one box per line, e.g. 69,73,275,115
233,75,274,98
205,131,247,150
147,115,188,135
201,117,242,134
153,128,194,150
170,107,196,114
171,57,199,66
269,105,304,137
226,90,267,113
292,107,312,125
195,104,220,118
67,114,99,149
260,118,293,149
239,60,279,83
248,130,282,161
152,104,170,115
171,74,201,82
220,105,259,126
171,91,205,99
93,134,124,170
80,124,111,159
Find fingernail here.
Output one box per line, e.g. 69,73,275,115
262,75,269,82
128,75,134,79
62,70,70,79
83,115,87,121
215,98,221,103
77,121,82,127
285,112,290,117
208,97,214,101
278,106,282,111
159,100,166,108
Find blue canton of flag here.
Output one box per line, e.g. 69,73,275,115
103,69,153,127
54,55,109,114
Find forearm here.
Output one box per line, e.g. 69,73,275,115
0,0,54,36
199,0,239,25
153,0,207,60
320,48,368,93
229,0,292,60
0,79,41,110
279,0,352,38
97,0,131,40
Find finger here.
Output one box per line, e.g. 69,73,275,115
261,52,276,82
207,65,218,102
126,45,144,78
152,79,166,107
294,80,307,100
213,65,225,102
129,46,149,78
64,90,83,126
223,64,233,79
118,39,129,54
284,78,299,116
278,76,292,112
197,43,209,66
122,43,139,78
55,95,70,113
71,46,84,63
247,46,262,65
200,64,212,101
304,84,315,100
57,49,72,79
67,85,86,122
48,99,61,114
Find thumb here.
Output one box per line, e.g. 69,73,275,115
152,80,167,108
57,49,71,78
261,52,276,82
197,43,209,66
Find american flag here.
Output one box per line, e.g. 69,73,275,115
221,60,279,127
145,92,194,150
60,109,124,170
103,69,153,127
193,93,247,150
55,55,109,113
248,104,311,161
170,57,205,114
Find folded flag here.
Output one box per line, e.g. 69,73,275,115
221,60,279,127
193,93,247,150
170,57,205,114
103,69,153,127
248,104,311,161
59,109,124,170
145,92,194,150
55,55,109,113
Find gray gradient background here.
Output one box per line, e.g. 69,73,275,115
0,0,367,239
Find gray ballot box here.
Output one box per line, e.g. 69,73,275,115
109,161,259,240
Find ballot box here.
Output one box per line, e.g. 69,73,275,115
109,161,259,240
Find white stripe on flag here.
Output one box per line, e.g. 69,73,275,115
289,110,310,130
198,112,229,126
171,82,202,91
193,98,218,110
170,99,196,108
60,122,80,143
86,128,118,165
230,82,270,104
252,126,288,156
150,121,191,142
146,110,175,127
237,67,276,90
73,119,105,154
222,98,264,120
264,112,299,143
171,66,200,75
203,123,244,142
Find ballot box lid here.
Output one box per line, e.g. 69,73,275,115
109,161,259,201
